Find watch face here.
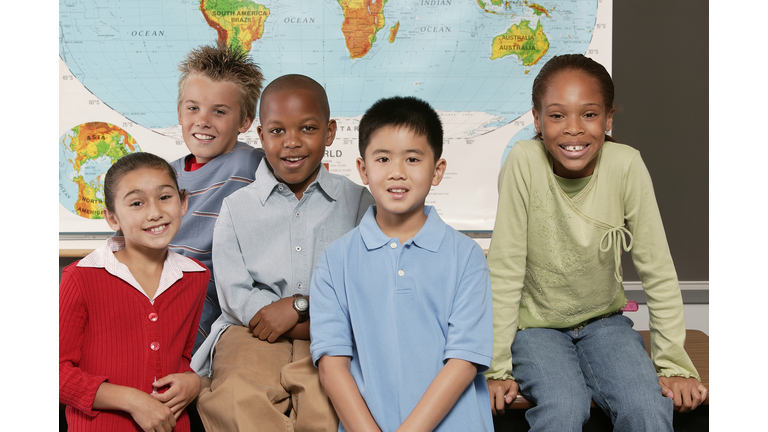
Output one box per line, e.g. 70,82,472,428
296,296,309,311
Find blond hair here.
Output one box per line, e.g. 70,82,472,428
178,43,264,123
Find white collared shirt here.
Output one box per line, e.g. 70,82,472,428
78,237,205,303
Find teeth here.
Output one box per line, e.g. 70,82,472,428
285,157,303,162
563,145,585,152
194,133,214,140
147,225,166,233
390,189,406,193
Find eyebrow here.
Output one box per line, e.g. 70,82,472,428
265,115,320,125
545,102,602,109
370,148,426,155
183,99,232,109
122,184,176,200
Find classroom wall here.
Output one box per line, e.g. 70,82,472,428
60,1,709,317
613,1,709,283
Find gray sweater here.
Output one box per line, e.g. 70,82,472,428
169,142,264,353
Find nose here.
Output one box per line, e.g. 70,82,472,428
145,200,163,221
283,129,302,149
564,116,583,136
195,110,211,128
388,158,406,180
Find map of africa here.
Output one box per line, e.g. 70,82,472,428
59,123,140,219
59,0,611,232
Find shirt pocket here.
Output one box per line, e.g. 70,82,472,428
314,228,347,257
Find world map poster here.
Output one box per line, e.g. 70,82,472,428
59,0,612,237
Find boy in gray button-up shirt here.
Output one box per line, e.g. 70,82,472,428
192,74,374,432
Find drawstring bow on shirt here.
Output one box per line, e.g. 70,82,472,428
599,226,633,283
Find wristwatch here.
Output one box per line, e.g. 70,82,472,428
292,294,309,323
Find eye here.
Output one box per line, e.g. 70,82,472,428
187,106,198,112
375,157,389,163
406,157,420,163
159,194,174,201
549,113,564,119
129,200,143,207
584,112,598,118
215,109,226,115
269,128,284,134
301,125,317,132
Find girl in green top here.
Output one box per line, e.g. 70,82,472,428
485,54,707,431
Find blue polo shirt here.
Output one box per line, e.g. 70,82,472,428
310,206,493,432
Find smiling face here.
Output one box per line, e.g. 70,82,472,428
356,126,446,235
257,88,336,199
104,167,188,253
533,69,615,179
178,73,253,164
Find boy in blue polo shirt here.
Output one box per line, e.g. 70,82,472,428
309,96,494,432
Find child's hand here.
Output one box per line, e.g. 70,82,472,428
126,390,176,431
248,297,299,342
658,376,708,412
487,379,519,415
151,372,202,419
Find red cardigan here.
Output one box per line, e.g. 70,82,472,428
59,257,208,431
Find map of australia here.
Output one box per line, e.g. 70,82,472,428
490,19,549,66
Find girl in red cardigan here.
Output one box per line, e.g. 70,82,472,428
60,152,209,432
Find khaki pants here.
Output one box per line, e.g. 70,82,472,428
197,326,338,432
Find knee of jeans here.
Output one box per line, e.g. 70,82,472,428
534,391,591,423
611,394,672,430
610,386,672,420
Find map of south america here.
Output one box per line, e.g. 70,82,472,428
201,0,270,52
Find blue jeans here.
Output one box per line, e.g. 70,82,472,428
511,314,672,432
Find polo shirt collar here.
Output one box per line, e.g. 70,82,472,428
256,160,337,204
409,206,445,252
359,205,446,252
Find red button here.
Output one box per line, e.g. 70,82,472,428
150,342,160,351
148,313,158,322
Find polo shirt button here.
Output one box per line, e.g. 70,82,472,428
148,312,158,322
398,270,404,276
390,243,397,249
150,342,160,351
296,246,302,252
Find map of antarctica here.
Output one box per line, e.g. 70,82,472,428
59,0,611,229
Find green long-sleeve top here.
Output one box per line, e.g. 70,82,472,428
484,140,699,381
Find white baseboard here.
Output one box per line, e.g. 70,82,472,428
623,281,708,291
623,281,708,304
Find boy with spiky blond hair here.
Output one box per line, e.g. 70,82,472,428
170,43,265,353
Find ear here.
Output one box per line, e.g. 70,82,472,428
605,106,615,133
179,192,189,217
257,124,264,143
325,119,338,147
239,116,254,134
532,108,541,134
431,158,447,187
104,208,122,233
356,157,369,186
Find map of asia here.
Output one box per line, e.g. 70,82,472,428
59,0,611,232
